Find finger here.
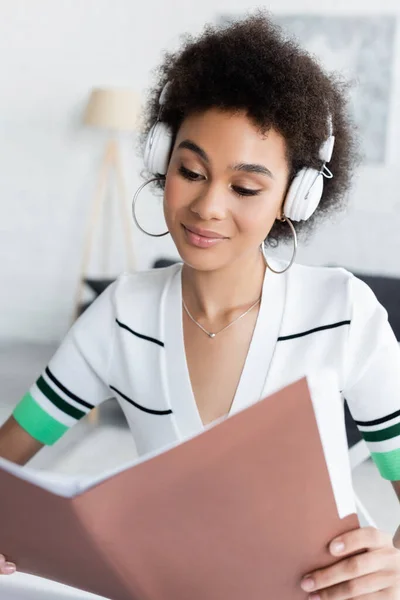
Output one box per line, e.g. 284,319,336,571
352,593,400,600
329,528,393,558
1,564,16,575
302,548,399,592
307,571,397,600
0,555,16,575
351,591,400,600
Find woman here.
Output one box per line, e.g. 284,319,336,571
1,11,400,598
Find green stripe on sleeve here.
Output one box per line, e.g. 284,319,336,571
361,422,400,443
371,448,400,481
13,392,69,445
37,376,85,421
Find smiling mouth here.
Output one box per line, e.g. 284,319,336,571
183,225,227,239
182,224,228,248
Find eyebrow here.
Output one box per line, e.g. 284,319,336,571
177,139,274,179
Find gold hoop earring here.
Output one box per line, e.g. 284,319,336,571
261,216,297,274
132,177,169,238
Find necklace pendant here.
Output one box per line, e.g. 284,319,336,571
182,296,261,341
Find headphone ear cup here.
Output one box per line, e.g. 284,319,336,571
144,122,174,175
284,167,324,222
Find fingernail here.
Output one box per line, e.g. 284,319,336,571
0,554,5,563
2,562,16,574
309,595,321,600
301,578,315,591
330,541,345,554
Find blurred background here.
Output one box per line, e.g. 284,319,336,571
1,0,400,547
1,0,400,343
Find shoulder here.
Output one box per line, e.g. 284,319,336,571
289,261,350,285
282,262,382,327
287,262,353,302
114,263,181,301
110,263,182,321
74,263,182,329
288,262,375,303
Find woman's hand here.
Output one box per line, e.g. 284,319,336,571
0,554,16,575
300,527,400,599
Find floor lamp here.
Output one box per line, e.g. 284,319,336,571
73,87,140,322
75,87,140,423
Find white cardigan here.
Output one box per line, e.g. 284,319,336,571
13,262,400,480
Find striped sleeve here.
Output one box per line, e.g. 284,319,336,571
13,281,117,445
343,275,400,480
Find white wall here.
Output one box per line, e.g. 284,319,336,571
1,0,400,342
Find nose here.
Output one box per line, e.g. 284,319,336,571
189,182,228,221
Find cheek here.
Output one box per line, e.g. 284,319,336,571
163,174,187,215
234,196,282,237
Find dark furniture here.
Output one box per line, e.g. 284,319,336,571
345,271,400,448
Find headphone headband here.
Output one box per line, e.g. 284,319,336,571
159,81,172,106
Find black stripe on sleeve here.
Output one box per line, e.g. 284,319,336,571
109,385,172,416
116,319,164,348
277,320,351,342
37,376,86,420
45,367,95,410
355,408,400,427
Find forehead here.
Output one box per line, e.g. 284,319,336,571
175,108,289,170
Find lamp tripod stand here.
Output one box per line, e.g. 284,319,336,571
72,138,135,322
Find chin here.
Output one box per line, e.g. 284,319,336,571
174,242,229,273
179,250,226,272
170,224,237,272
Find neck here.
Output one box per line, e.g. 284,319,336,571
181,250,266,321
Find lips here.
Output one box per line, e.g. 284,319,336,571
183,225,227,239
182,224,228,249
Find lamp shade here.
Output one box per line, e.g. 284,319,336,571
84,87,140,132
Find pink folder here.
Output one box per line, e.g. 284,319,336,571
0,376,359,599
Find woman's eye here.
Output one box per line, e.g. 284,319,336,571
178,165,203,181
178,166,261,197
233,186,261,197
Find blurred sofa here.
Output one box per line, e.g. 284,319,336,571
344,271,400,448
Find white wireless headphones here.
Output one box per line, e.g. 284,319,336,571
283,116,335,221
143,82,335,222
144,82,174,176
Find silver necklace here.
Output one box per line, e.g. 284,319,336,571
182,296,261,339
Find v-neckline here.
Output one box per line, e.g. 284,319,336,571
162,262,288,440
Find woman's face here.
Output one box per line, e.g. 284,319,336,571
163,108,291,271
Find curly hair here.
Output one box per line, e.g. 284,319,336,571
139,10,359,244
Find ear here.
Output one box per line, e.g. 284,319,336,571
275,188,287,221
